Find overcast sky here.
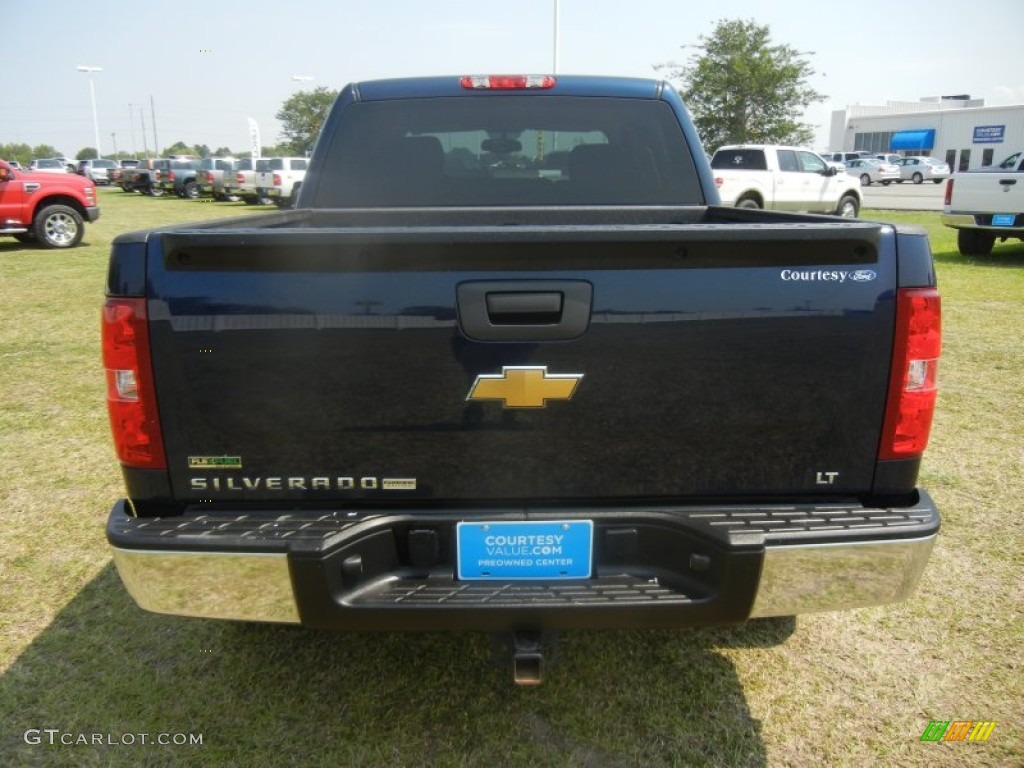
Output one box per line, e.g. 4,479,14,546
4,0,1023,157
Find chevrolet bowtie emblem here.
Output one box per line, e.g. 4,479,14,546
467,366,583,408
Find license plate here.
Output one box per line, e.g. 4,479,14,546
456,520,593,580
992,214,1016,226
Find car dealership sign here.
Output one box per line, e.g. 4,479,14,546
973,125,1005,144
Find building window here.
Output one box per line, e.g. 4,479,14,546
959,150,972,171
982,148,994,167
853,132,895,153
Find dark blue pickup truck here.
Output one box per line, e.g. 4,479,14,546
103,75,941,683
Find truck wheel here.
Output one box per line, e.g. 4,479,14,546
182,181,199,199
147,185,165,197
735,197,761,209
859,174,871,186
912,172,923,184
957,228,995,256
835,194,859,218
33,205,84,248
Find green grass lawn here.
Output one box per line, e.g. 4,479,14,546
1,191,1021,766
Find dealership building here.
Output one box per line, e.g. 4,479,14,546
827,96,1024,171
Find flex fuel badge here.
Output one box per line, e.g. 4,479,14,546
188,456,243,470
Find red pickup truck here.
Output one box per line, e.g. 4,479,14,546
0,160,100,248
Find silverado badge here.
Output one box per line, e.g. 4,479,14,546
467,366,583,408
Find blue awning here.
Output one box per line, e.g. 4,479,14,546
890,129,936,150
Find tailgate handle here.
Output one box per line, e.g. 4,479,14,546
486,291,563,324
458,280,592,341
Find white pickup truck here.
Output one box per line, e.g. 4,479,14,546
941,149,1024,256
711,144,862,217
255,156,308,208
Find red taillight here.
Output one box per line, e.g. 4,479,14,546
237,172,245,184
714,176,723,188
944,178,954,206
273,173,282,187
102,298,166,469
879,288,941,460
168,171,176,181
460,75,556,90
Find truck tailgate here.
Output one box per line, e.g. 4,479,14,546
950,172,1024,214
146,219,897,504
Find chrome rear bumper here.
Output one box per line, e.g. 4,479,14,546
108,494,939,629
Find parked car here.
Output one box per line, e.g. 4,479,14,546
194,157,239,201
102,76,943,676
254,156,308,208
875,153,902,165
77,158,119,185
822,150,873,166
120,158,169,195
710,144,861,216
225,157,271,205
107,159,140,188
845,158,900,186
0,160,99,248
5,160,23,170
28,158,71,174
897,156,950,185
942,149,1024,255
154,158,200,198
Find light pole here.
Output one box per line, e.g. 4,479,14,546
291,75,315,85
553,0,560,74
77,65,103,157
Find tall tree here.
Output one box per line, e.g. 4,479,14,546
164,141,195,157
31,144,61,160
658,19,825,151
276,87,338,156
0,143,33,166
76,147,99,161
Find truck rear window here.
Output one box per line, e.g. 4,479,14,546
313,96,704,206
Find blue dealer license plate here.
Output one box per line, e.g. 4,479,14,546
992,214,1016,226
456,520,593,580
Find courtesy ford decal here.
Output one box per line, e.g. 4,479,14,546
780,269,877,283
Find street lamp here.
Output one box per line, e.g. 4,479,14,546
291,75,314,84
77,65,103,158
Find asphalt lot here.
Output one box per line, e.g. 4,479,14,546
861,179,945,211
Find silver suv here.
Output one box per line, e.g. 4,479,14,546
77,158,119,184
